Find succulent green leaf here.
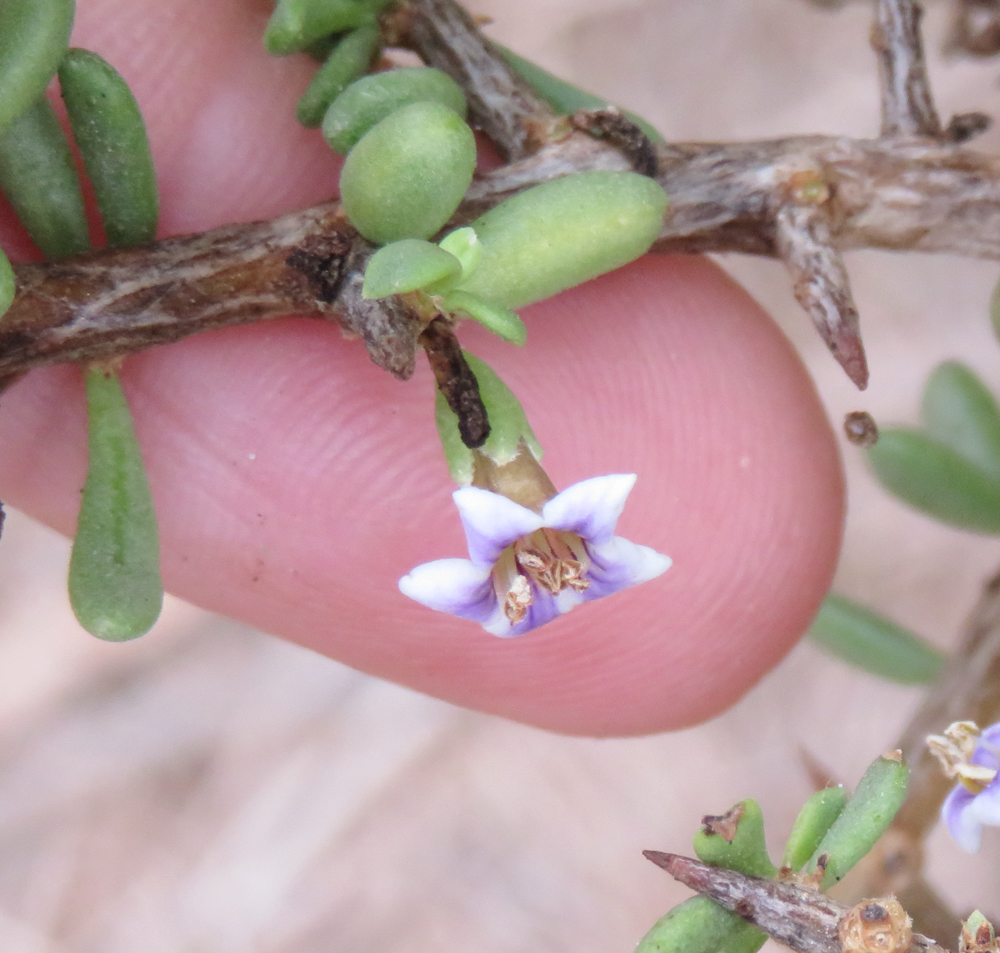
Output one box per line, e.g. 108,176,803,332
436,352,541,485
804,752,909,889
453,171,668,310
322,66,468,154
867,428,1000,533
69,368,163,642
297,25,380,128
636,896,766,953
362,239,461,299
807,593,945,684
59,48,159,248
0,248,14,319
264,0,375,56
693,799,776,879
440,290,526,346
495,43,664,144
0,95,90,260
920,361,1000,477
339,100,476,245
781,787,847,871
0,0,74,140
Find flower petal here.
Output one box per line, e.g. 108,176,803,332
969,780,1000,828
453,487,543,569
542,474,637,544
943,784,983,853
399,558,497,623
977,722,1000,767
583,535,672,601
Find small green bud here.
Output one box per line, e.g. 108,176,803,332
436,226,481,280
362,239,461,299
636,896,766,953
452,170,667,309
781,786,847,871
59,48,159,248
339,101,476,245
440,290,525,346
693,799,776,879
437,352,541,485
805,751,909,889
0,0,75,139
69,368,163,642
808,594,944,685
322,66,468,154
0,95,90,261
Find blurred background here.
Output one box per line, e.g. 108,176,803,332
0,0,999,949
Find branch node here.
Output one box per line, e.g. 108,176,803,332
775,201,869,389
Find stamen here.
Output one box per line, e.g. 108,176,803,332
504,574,533,623
513,529,591,596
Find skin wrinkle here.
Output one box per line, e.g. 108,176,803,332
0,0,844,735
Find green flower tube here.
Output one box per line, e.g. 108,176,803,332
339,100,476,245
69,368,163,642
0,95,90,261
0,0,75,139
450,171,667,309
297,25,380,128
59,48,159,248
322,66,468,154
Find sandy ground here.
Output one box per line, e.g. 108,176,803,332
0,1,998,950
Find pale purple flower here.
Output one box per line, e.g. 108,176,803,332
399,474,671,637
940,721,1000,852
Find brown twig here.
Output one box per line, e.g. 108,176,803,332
643,852,955,953
6,0,1000,392
873,0,942,137
419,316,489,447
387,0,556,161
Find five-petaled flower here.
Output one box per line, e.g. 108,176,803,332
399,474,671,636
929,720,1000,852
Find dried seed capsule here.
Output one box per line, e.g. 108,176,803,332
0,95,90,260
265,0,375,56
339,100,476,245
693,799,776,878
452,170,668,309
297,25,380,128
0,249,14,319
69,368,163,642
635,896,766,953
839,898,913,953
0,0,75,138
782,786,847,871
805,751,909,889
59,48,159,248
322,66,468,154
